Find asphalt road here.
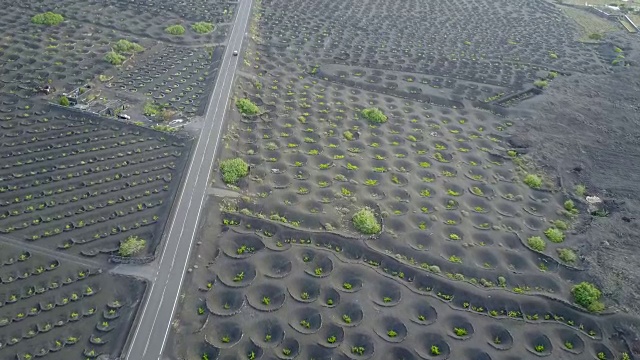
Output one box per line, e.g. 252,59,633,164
123,0,253,358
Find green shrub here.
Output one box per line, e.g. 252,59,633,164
533,80,548,89
544,227,565,243
361,108,387,124
571,282,604,312
236,98,259,115
144,102,163,116
352,207,381,234
31,12,64,26
150,124,177,133
104,51,126,65
119,235,146,257
165,24,186,35
524,174,542,188
527,236,546,251
343,131,354,140
557,248,577,263
112,39,144,53
219,158,249,184
59,96,70,107
564,200,575,212
553,220,568,230
191,22,215,34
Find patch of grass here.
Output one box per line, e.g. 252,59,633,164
572,282,604,312
236,98,259,115
562,6,618,41
361,107,387,123
524,174,542,188
575,184,586,197
352,207,381,234
31,12,64,26
219,158,249,184
544,227,565,243
165,24,186,35
557,248,577,263
191,22,215,34
104,51,127,65
527,236,546,252
118,235,146,257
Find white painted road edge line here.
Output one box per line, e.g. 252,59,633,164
124,0,250,357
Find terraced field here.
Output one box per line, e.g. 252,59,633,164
168,0,640,359
0,0,241,358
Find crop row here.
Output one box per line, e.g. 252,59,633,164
0,250,32,268
9,299,126,359
0,145,179,182
0,126,142,147
0,269,95,306
0,153,176,191
1,285,99,325
1,175,171,217
1,182,167,232
0,260,64,287
58,213,161,249
0,165,172,201
26,206,162,243
0,158,175,196
1,136,176,168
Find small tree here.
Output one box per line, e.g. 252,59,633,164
524,174,542,188
527,236,546,251
165,24,186,35
59,96,70,107
352,207,381,234
191,22,215,34
220,158,249,184
104,51,126,65
119,235,146,257
361,107,387,124
557,248,577,263
544,227,565,243
113,39,144,53
31,12,64,26
572,282,604,312
236,98,259,115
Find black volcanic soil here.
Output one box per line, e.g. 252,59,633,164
167,0,640,359
167,0,640,358
0,0,239,358
509,61,640,317
0,241,146,360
